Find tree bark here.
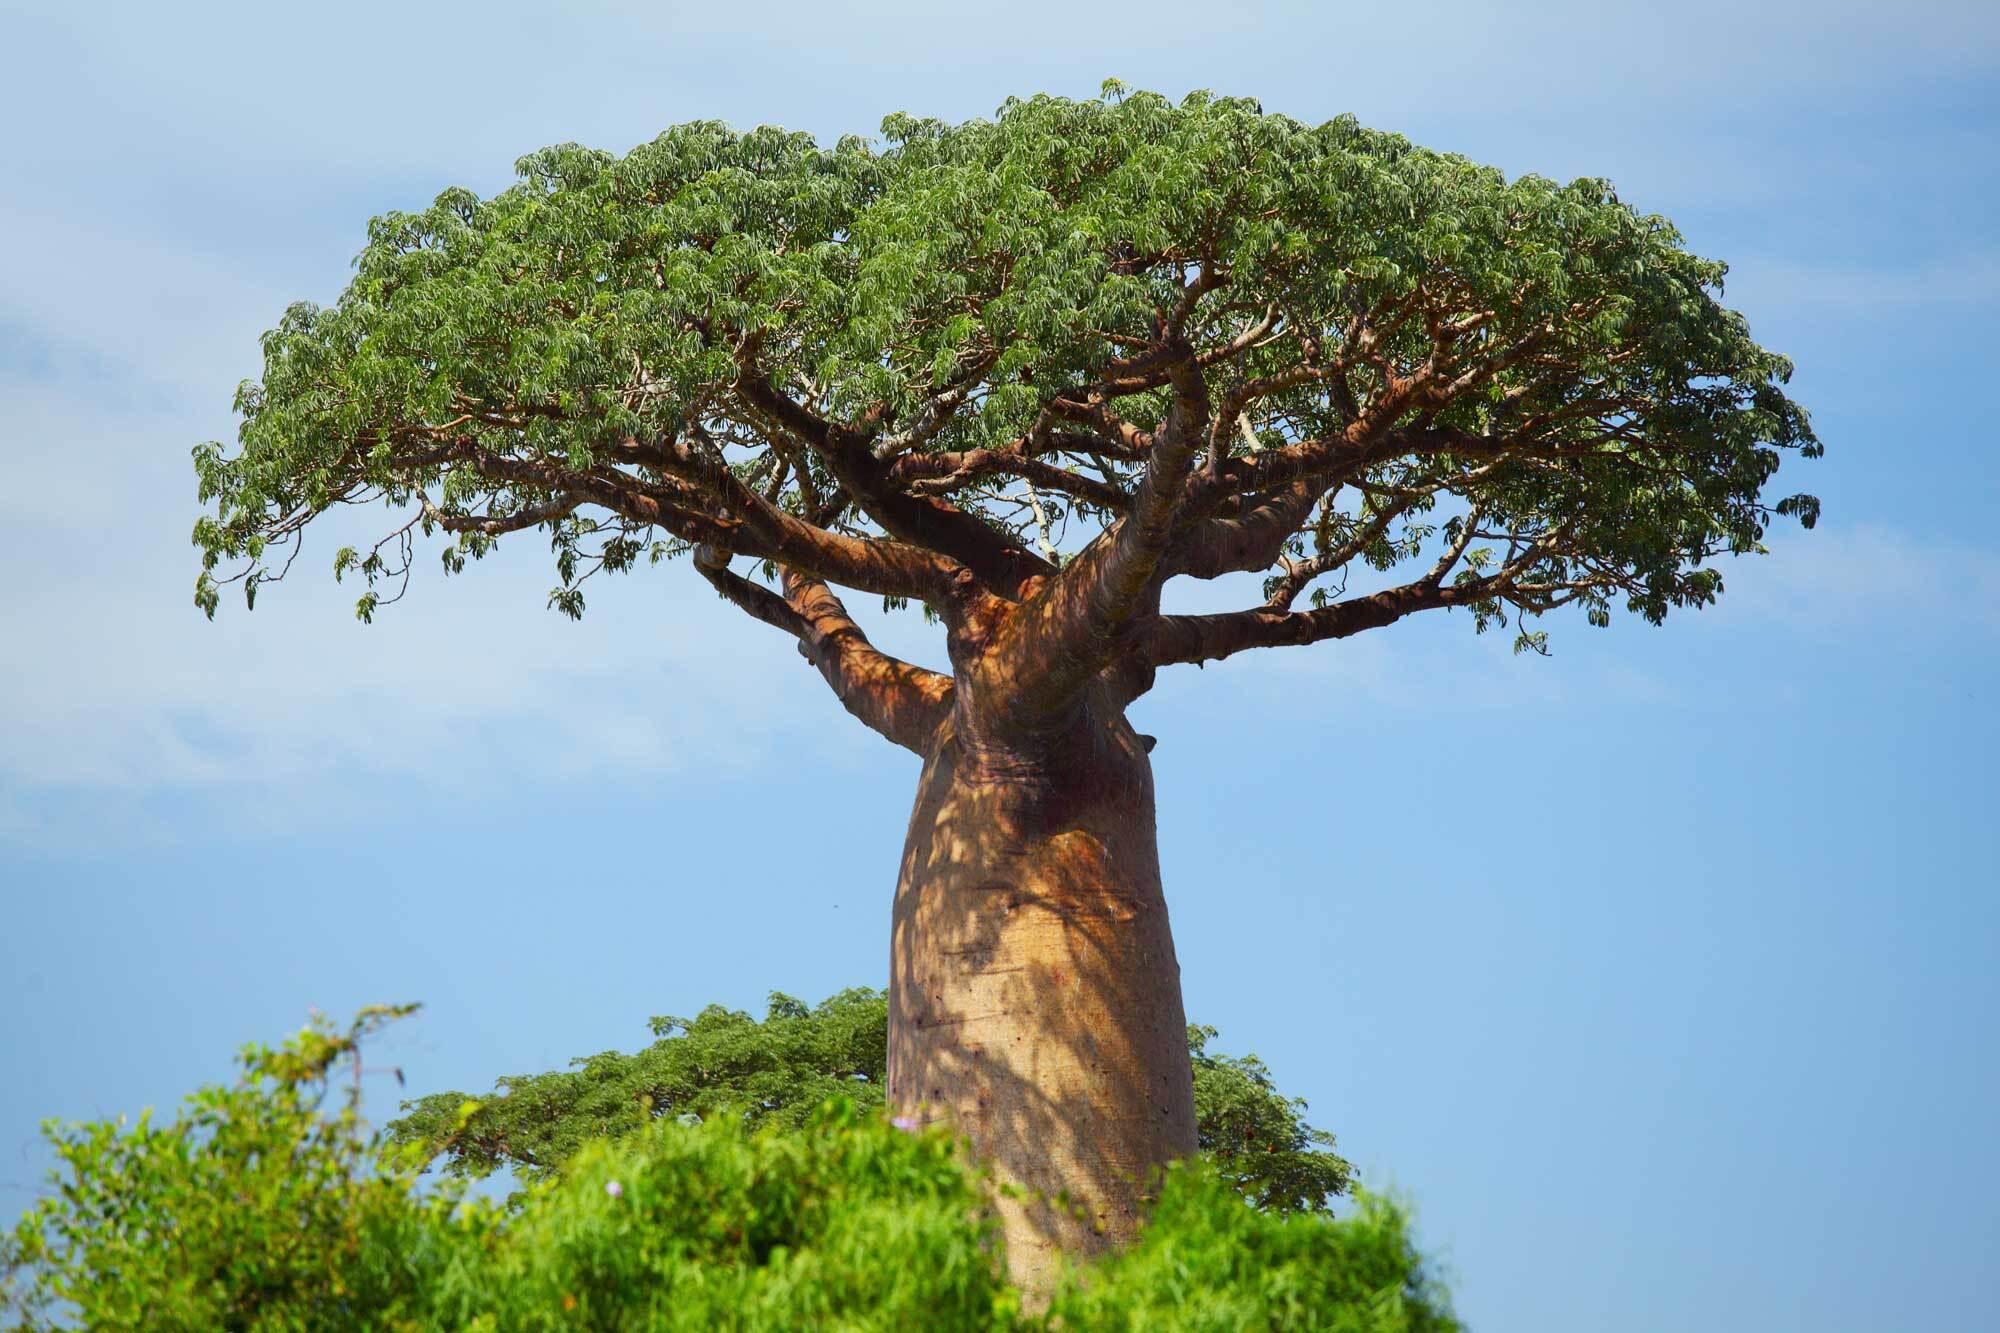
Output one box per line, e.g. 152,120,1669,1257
886,695,1197,1301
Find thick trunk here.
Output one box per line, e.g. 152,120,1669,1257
886,699,1197,1299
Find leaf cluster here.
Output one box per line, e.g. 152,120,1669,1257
4,1010,1449,1332
2,1007,451,1331
1190,1024,1355,1213
391,989,889,1186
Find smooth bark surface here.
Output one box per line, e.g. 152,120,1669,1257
887,700,1195,1300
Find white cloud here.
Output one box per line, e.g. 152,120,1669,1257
0,317,921,806
1717,522,2000,631
0,498,926,786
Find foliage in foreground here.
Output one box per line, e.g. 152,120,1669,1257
2,1009,1452,1331
390,988,1354,1216
0,1006,452,1330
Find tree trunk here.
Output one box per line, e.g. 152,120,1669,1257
886,696,1197,1300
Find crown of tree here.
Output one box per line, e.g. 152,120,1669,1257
194,86,1817,751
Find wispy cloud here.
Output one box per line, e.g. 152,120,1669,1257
0,544,865,796
0,202,286,399
1719,522,2000,631
0,382,889,805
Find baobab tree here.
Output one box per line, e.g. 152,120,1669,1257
193,88,1817,1294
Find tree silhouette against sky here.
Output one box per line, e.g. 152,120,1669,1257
195,87,1816,1294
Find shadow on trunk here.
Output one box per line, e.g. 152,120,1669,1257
887,695,1197,1299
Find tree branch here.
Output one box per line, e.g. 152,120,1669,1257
1143,518,1610,672
1163,479,1321,580
1140,576,1498,669
423,433,966,607
426,497,580,537
982,358,1210,728
1261,490,1420,609
732,357,1055,598
694,548,953,756
887,447,1131,513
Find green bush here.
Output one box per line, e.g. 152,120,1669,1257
3,1011,1457,1331
0,1006,463,1331
438,1106,1007,1331
393,990,1353,1217
1047,1172,1458,1332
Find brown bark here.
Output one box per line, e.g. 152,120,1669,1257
732,362,1058,600
887,694,1196,1302
692,550,955,756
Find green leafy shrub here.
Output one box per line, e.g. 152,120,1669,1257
5,1009,1454,1331
1047,1169,1458,1332
437,1105,1010,1331
0,1005,468,1331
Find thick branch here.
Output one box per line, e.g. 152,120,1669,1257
400,427,967,606
733,359,1054,598
1141,576,1499,669
984,358,1210,727
1143,515,1613,671
1163,479,1321,580
430,441,742,550
694,548,953,756
605,431,970,605
427,497,580,537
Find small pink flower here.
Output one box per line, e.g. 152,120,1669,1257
891,1116,920,1133
605,1180,623,1198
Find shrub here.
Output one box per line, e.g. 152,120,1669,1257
4,1011,1456,1331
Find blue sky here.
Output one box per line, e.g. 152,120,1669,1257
1,2,1994,1328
